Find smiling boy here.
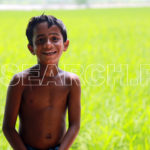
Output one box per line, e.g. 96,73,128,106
2,15,81,150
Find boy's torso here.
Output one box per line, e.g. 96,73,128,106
18,68,71,149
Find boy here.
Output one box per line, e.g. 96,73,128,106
2,15,81,150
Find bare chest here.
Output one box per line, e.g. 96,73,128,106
21,84,70,110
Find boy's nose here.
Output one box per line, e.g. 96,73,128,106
44,39,52,48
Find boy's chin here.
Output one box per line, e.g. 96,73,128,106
39,61,58,66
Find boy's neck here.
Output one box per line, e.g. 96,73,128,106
38,63,60,78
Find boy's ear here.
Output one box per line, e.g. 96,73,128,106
28,44,35,55
63,40,69,52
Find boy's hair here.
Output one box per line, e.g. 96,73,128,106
26,15,67,46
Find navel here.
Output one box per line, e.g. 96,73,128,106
45,133,52,139
29,99,33,103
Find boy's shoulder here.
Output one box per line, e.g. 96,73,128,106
10,67,35,86
63,71,80,80
60,70,80,87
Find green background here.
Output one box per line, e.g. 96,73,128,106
0,8,150,150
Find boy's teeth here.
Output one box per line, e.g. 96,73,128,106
43,51,56,55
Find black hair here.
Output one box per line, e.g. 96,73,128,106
26,15,67,46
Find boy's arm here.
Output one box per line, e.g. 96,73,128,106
2,74,27,150
59,75,81,150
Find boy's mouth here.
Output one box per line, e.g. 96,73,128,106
42,51,57,56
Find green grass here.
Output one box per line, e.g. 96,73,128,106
1,7,150,150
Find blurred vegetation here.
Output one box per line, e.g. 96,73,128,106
0,0,150,4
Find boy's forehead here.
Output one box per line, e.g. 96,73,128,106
33,22,61,37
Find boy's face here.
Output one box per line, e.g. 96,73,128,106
28,22,69,65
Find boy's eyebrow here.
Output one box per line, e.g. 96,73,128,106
36,34,45,38
49,33,60,36
36,33,60,38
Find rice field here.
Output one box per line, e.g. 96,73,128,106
0,7,150,150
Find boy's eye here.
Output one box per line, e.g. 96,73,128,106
36,38,46,44
51,37,59,42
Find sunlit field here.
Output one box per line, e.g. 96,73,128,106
0,7,150,150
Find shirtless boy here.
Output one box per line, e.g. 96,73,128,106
2,15,81,150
